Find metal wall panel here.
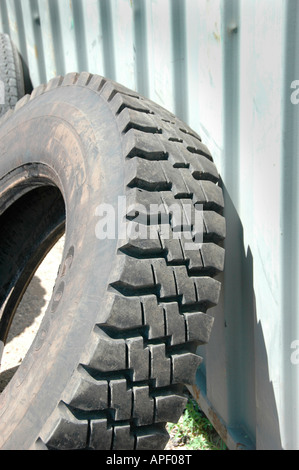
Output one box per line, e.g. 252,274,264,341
1,0,298,450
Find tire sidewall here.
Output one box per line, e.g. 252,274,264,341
0,85,124,449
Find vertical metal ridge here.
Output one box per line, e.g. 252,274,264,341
13,0,29,65
133,0,149,96
220,0,242,427
98,0,115,81
281,0,299,450
171,0,188,123
48,0,65,77
29,0,47,84
221,0,240,202
0,1,10,37
72,0,88,72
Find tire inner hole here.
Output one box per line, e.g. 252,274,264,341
0,185,65,393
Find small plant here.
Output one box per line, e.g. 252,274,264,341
167,397,227,450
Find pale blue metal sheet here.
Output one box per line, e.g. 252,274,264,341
0,0,299,450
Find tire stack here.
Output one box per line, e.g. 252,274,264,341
0,33,26,116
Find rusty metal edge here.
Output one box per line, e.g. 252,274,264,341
188,369,255,451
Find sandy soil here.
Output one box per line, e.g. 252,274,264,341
0,237,65,392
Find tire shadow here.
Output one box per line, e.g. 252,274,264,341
193,184,282,449
6,275,47,343
0,275,47,393
0,366,18,393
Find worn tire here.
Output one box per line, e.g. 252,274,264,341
0,33,26,116
0,73,225,450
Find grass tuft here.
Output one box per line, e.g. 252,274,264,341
167,397,227,450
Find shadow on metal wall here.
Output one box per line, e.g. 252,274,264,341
192,185,282,450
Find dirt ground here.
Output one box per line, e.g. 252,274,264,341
0,236,65,392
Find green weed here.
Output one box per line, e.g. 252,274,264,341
167,397,227,450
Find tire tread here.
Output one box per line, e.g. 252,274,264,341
6,72,225,450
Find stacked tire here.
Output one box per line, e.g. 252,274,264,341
0,33,27,116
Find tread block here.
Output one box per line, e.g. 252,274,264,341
110,255,155,291
184,312,214,344
159,228,184,264
100,80,139,102
126,187,168,222
133,386,154,425
61,72,79,86
75,71,93,86
151,259,177,298
149,344,171,387
172,266,197,305
123,128,167,160
163,140,189,167
88,328,126,372
14,94,30,111
145,98,176,121
110,379,132,421
181,242,204,272
186,140,213,160
160,192,181,231
187,152,219,182
160,193,191,232
155,394,187,423
199,243,225,273
45,75,63,91
179,169,207,205
202,211,226,240
175,121,202,141
200,180,224,209
103,293,143,330
0,108,13,126
112,425,135,450
29,83,46,99
125,157,169,191
89,419,113,450
118,107,161,134
87,74,106,92
159,161,190,198
163,302,186,345
179,199,197,229
119,220,163,255
68,368,108,411
135,428,170,450
110,91,152,115
126,336,150,381
193,276,222,306
141,295,165,339
171,352,202,385
44,405,88,450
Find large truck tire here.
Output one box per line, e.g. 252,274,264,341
0,33,27,116
0,72,225,450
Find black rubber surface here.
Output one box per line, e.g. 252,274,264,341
0,33,26,116
0,73,225,450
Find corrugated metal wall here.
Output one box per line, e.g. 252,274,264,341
1,0,298,450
